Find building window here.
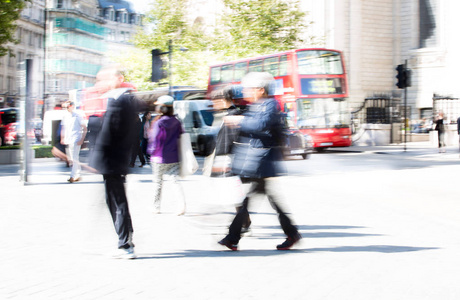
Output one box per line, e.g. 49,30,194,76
7,76,14,92
29,32,34,46
0,76,3,91
108,29,115,41
39,9,44,22
20,29,25,44
8,52,14,67
17,52,24,68
48,79,61,92
56,0,64,9
37,34,42,48
110,10,114,21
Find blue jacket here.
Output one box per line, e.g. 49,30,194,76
233,97,284,178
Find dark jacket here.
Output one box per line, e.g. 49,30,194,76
214,105,244,156
232,97,284,179
89,91,143,175
435,118,444,133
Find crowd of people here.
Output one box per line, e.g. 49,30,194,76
52,63,460,259
56,66,300,259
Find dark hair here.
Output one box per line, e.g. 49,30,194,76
222,85,234,102
142,111,150,123
160,105,174,116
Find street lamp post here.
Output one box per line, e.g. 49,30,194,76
168,40,173,96
167,39,188,97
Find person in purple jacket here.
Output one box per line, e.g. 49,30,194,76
147,95,186,215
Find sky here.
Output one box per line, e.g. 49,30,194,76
130,0,152,13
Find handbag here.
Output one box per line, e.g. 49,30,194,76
178,133,199,177
231,142,271,179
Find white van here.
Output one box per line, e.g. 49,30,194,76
174,100,219,156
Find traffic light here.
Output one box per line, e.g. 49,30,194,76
396,64,406,89
396,64,412,89
151,49,167,82
404,68,411,87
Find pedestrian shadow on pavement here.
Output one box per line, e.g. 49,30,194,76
249,224,379,239
24,180,103,186
134,245,438,260
306,245,439,253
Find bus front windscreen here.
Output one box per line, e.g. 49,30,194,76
297,50,343,75
296,98,350,129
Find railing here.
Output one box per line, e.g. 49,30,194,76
351,95,401,144
432,94,460,124
352,95,400,125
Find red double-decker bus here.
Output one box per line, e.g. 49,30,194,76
207,48,352,150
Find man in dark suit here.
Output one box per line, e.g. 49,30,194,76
89,64,143,259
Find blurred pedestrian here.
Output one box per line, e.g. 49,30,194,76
129,114,146,168
147,95,186,216
86,114,102,157
211,85,251,233
61,100,87,183
141,111,152,164
457,116,460,153
51,114,70,167
218,72,301,251
435,112,446,153
89,64,143,259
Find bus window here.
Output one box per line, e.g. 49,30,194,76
284,102,295,127
210,66,221,85
221,64,234,83
296,98,349,128
234,62,247,81
279,55,288,76
264,56,279,77
249,59,263,72
297,50,343,75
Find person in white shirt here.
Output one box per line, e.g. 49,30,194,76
61,100,87,183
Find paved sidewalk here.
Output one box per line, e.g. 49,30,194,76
1,144,460,299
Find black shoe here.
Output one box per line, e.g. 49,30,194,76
277,233,301,250
218,238,238,251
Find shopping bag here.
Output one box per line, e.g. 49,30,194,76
211,155,233,177
202,149,215,177
179,133,199,177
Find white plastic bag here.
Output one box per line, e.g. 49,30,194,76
178,133,199,177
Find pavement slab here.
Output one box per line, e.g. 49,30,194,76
1,144,460,299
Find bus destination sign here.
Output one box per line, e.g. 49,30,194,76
300,78,343,95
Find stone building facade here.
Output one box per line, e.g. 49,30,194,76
299,0,458,121
44,0,142,111
0,0,142,115
0,0,46,114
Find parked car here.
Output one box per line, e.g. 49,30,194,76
0,108,19,146
32,119,43,143
174,100,219,156
282,130,314,159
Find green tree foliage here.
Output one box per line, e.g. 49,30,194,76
127,0,212,89
214,0,308,59
120,0,311,90
0,0,30,57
